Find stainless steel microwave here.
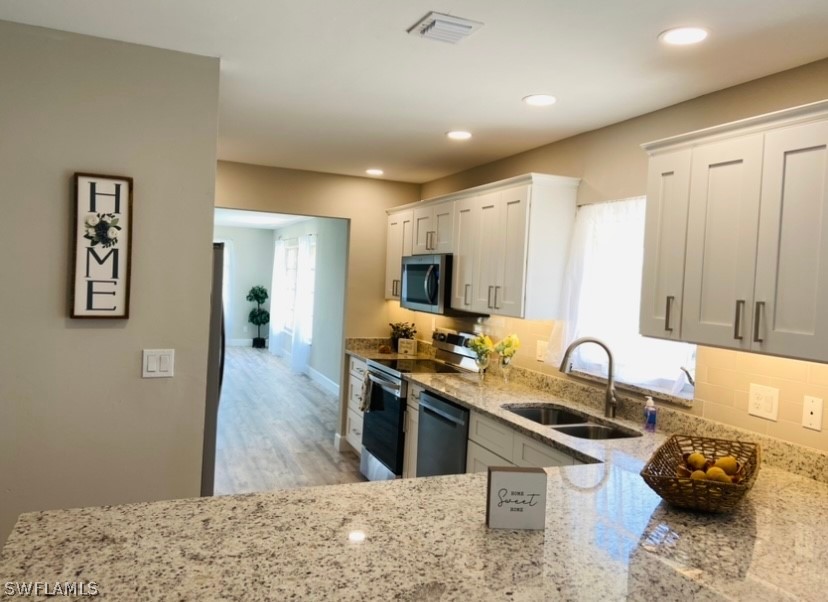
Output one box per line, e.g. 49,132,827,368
400,254,453,315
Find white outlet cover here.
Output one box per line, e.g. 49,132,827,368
748,383,779,421
536,340,549,362
803,396,823,431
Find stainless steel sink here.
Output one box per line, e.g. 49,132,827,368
504,404,588,425
553,424,642,440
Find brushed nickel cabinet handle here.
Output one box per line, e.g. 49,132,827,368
664,295,674,332
464,283,471,306
753,301,765,343
487,286,494,308
494,286,502,309
734,300,745,340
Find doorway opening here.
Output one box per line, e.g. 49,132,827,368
208,207,362,494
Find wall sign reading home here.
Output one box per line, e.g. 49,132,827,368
71,173,133,318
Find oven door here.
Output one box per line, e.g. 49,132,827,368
361,372,406,478
400,255,446,314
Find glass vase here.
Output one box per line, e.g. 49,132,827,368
475,355,490,383
500,355,513,383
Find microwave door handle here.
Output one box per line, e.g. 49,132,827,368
424,265,435,303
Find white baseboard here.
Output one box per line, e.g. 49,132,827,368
334,432,344,452
227,338,253,347
307,366,340,396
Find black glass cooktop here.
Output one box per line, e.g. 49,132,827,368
369,358,462,375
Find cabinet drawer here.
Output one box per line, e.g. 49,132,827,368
512,432,573,467
345,409,363,453
349,356,367,379
468,411,514,460
347,373,365,416
466,440,514,473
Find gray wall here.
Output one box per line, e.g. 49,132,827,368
213,226,275,343
272,218,348,385
0,21,220,543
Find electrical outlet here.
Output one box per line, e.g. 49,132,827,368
536,340,549,362
803,396,823,431
748,383,778,421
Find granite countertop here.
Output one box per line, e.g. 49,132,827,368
3,356,827,600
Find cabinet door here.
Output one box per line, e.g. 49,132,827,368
345,410,363,454
512,433,573,467
472,191,501,312
412,206,433,255
452,196,479,310
640,149,692,340
682,134,764,349
753,121,828,360
494,185,529,318
385,211,412,299
466,440,514,473
432,201,454,253
347,373,364,416
403,404,419,478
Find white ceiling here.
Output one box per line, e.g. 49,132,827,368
2,1,828,183
214,208,310,230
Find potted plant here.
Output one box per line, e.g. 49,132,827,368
389,322,416,351
246,285,270,349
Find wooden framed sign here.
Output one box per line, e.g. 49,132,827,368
486,466,547,530
397,338,417,355
71,173,133,318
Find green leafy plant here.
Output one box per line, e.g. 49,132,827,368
246,285,270,348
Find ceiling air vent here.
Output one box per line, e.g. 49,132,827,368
407,12,483,44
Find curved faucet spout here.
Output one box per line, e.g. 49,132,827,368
558,337,617,418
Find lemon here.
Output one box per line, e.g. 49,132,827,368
714,456,739,476
705,466,732,483
687,452,707,470
690,470,707,480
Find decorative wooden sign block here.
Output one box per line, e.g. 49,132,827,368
486,466,547,530
397,338,417,355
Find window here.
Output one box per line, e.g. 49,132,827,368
555,197,695,395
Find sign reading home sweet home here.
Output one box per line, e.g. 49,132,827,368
486,466,547,530
71,173,133,318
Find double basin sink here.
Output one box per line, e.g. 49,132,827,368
503,404,642,440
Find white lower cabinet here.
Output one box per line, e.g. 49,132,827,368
466,440,514,473
402,384,423,478
345,410,363,454
466,410,577,471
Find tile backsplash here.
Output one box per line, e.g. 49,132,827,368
388,301,828,454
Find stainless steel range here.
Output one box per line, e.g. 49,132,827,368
359,331,479,481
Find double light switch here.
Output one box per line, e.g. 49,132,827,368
143,349,175,378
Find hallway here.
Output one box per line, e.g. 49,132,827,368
215,347,364,495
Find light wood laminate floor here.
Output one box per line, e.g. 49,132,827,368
214,347,364,495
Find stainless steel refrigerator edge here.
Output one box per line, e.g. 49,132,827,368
201,242,225,496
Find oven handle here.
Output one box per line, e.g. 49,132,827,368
419,398,466,426
368,372,402,396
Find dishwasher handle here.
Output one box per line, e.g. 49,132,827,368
419,397,466,426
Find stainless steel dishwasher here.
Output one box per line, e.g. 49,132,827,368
416,391,470,477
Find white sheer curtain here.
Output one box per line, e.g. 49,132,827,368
268,240,288,356
549,197,695,390
290,234,315,374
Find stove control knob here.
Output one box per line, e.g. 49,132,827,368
435,332,446,342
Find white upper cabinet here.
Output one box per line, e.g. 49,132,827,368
412,200,453,255
639,149,692,340
450,175,578,319
641,99,828,362
385,210,413,299
753,120,828,358
682,134,764,349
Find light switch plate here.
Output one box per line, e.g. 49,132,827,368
748,383,778,421
536,340,549,362
143,349,175,378
803,396,823,431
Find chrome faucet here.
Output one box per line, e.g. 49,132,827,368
559,337,618,418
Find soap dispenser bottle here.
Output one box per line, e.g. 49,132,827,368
644,396,657,432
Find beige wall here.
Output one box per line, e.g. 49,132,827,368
0,22,220,543
271,217,349,384
414,57,828,452
213,226,275,343
215,161,421,338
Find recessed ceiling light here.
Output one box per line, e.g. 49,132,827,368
659,27,709,46
366,168,384,176
523,94,557,107
446,130,472,141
